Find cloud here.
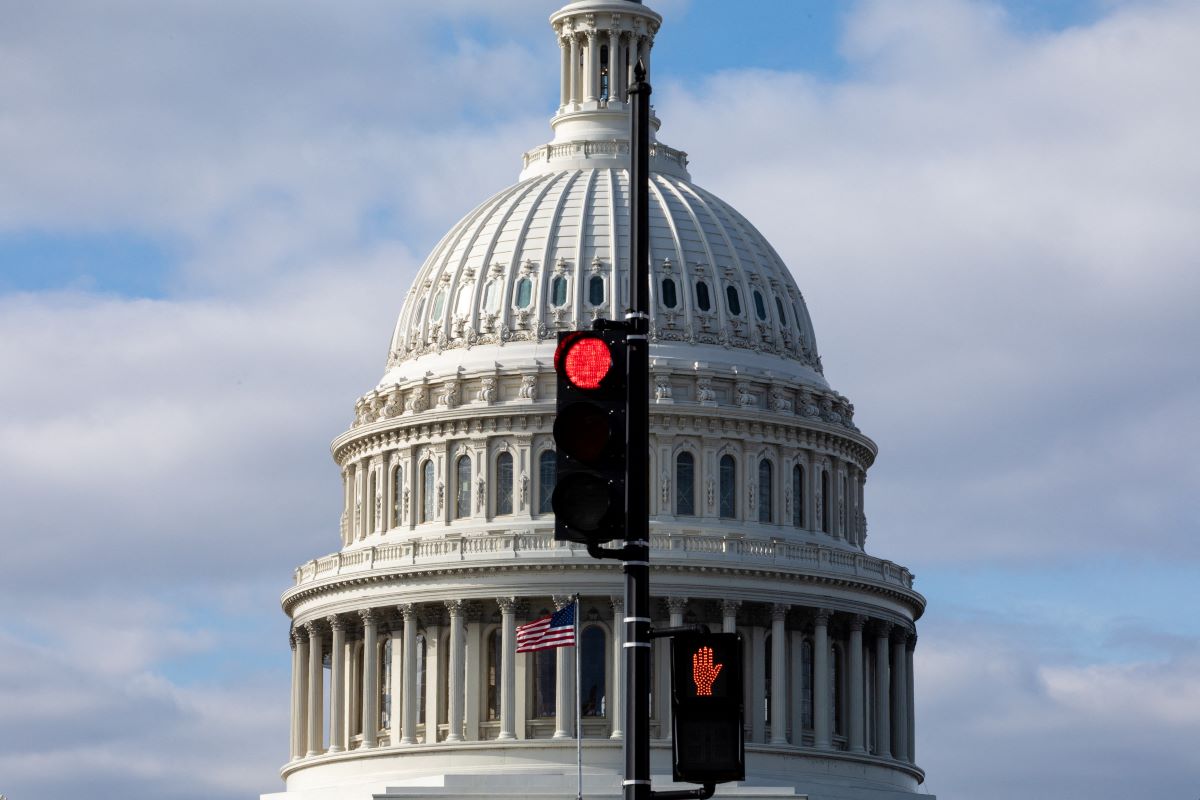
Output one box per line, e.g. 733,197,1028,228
657,0,1200,565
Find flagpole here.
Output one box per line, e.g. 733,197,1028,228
575,593,583,800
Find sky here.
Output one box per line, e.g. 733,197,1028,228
0,0,1197,798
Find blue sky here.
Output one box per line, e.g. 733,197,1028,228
1,1,1198,799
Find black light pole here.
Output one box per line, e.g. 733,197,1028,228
624,60,652,800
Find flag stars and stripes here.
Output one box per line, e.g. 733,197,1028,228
516,602,577,652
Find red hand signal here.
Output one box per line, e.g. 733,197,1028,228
692,646,724,696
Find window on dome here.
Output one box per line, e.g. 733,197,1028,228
726,285,742,316
719,454,736,519
392,464,404,528
496,451,514,515
792,464,805,528
580,626,606,717
775,296,787,325
820,469,830,534
421,460,435,523
431,290,446,320
413,297,427,325
455,455,471,519
515,277,532,309
753,290,768,321
661,278,678,309
538,451,556,515
455,285,473,316
675,452,695,516
588,275,605,306
758,458,772,523
551,275,568,306
483,280,500,313
695,280,711,311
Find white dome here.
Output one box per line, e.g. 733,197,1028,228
385,165,825,389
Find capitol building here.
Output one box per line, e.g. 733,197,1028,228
264,1,929,798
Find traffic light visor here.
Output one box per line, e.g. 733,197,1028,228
556,335,612,390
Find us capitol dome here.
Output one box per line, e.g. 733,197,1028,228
266,1,930,798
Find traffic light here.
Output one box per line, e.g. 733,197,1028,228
670,632,745,785
551,330,627,545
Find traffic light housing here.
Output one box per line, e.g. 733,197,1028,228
551,330,627,545
671,632,745,785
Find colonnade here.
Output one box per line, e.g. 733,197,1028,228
288,597,916,766
557,18,654,111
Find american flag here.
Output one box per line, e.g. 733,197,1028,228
516,601,576,652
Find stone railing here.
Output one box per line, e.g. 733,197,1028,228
291,530,913,591
521,140,689,172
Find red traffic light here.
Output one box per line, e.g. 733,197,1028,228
557,335,612,389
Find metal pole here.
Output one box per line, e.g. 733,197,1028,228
623,60,652,800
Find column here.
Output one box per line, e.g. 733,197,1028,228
874,622,892,758
382,452,394,531
906,634,917,764
721,599,740,633
498,598,518,739
609,596,624,739
664,598,687,736
359,458,371,540
389,624,403,746
399,604,418,745
552,595,574,739
810,454,824,533
341,467,353,544
568,34,580,106
559,34,570,108
769,604,788,744
607,28,620,102
788,630,803,746
891,627,909,762
424,619,442,743
847,616,866,753
584,31,597,103
305,621,324,756
749,623,766,743
290,630,307,760
360,609,379,748
464,604,482,741
829,455,842,539
813,610,832,749
445,600,465,741
327,615,347,752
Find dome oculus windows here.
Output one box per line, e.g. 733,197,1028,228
551,275,568,307
726,285,742,316
431,290,447,320
695,280,712,312
588,275,605,306
514,277,533,309
661,278,678,309
753,290,768,321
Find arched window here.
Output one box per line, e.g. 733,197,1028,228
515,277,532,309
495,452,514,515
455,455,471,519
719,455,736,519
392,464,404,527
661,278,678,309
801,639,814,730
726,285,742,316
580,626,606,718
792,464,804,528
588,275,605,306
486,629,501,721
775,296,787,325
758,459,772,523
534,647,556,718
821,469,830,533
551,275,568,306
367,469,378,532
695,281,711,311
538,451,556,515
753,290,767,321
675,452,695,516
421,460,435,523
